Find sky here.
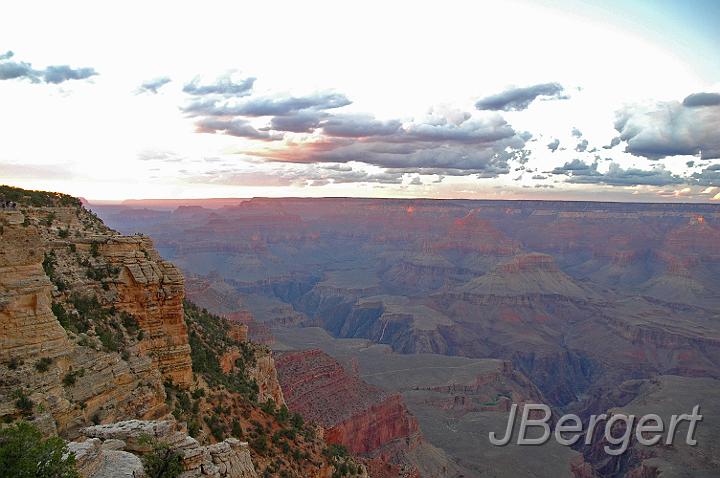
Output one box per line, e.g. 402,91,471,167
1,0,719,202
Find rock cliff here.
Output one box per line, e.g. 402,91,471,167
0,186,365,478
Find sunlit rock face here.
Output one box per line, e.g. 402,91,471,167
0,203,191,436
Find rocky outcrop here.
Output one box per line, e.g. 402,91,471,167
92,235,192,386
76,420,257,478
68,438,145,478
247,350,285,406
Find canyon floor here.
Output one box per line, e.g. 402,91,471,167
92,197,720,477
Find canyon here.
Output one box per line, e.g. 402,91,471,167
92,197,720,477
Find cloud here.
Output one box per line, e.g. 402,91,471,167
475,82,565,111
137,76,171,94
550,160,685,186
0,61,34,80
682,92,720,108
194,117,283,141
0,52,97,84
320,115,402,137
547,139,560,152
42,65,97,84
615,98,720,160
571,127,583,138
269,112,326,133
603,137,621,149
137,150,184,162
244,109,527,177
691,164,720,186
183,75,255,96
189,164,407,187
575,139,589,152
402,115,516,144
183,91,351,117
550,159,599,176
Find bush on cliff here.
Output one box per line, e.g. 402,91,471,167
138,436,183,478
0,421,79,478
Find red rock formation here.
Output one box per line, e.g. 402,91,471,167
324,394,420,455
275,350,419,455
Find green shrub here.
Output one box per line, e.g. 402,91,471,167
251,434,268,455
323,444,349,460
188,420,200,438
44,212,56,226
35,357,53,373
42,251,57,277
96,326,121,352
51,304,70,331
58,228,70,238
139,438,183,478
14,390,34,415
231,419,243,438
290,412,304,430
0,421,79,478
260,398,276,416
276,404,289,424
62,369,84,387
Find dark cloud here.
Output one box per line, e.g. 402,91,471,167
547,139,560,152
550,159,599,176
691,165,720,186
551,160,685,187
252,137,522,178
402,116,516,144
614,99,720,160
137,77,171,94
195,117,283,141
183,91,351,117
183,76,255,96
603,137,621,149
0,52,97,84
475,83,565,111
241,107,527,178
320,115,402,137
269,112,326,133
682,92,720,108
